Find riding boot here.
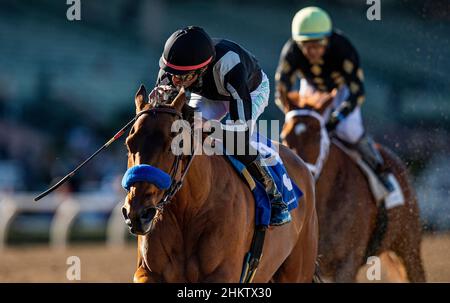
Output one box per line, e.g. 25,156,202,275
354,135,395,193
247,154,292,226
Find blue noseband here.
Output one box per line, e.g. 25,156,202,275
121,164,172,191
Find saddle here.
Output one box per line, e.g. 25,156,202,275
223,134,303,227
332,138,405,209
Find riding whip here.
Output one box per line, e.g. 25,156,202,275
34,116,137,202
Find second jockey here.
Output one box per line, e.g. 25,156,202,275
275,6,395,192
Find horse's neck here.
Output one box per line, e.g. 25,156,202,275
300,132,348,182
315,141,363,202
175,155,213,209
319,142,345,178
138,156,215,281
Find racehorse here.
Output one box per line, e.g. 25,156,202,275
280,91,425,282
121,85,319,282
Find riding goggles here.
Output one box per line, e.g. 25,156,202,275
297,38,328,49
169,70,199,82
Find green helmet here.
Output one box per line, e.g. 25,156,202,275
291,7,332,42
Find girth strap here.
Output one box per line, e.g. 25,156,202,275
239,225,267,283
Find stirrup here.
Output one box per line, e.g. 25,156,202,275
378,172,395,193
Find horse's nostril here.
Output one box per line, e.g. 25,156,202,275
122,207,129,220
141,207,157,222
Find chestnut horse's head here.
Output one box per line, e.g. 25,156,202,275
280,89,335,177
121,85,191,235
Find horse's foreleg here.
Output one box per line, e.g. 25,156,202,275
389,231,426,282
379,146,426,282
201,266,240,283
133,253,162,283
272,210,319,282
335,253,364,282
133,265,152,283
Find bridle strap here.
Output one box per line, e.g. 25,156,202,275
136,107,183,120
285,109,325,127
285,109,330,180
157,152,195,209
132,106,195,210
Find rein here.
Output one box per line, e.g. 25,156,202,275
132,107,196,211
285,109,330,180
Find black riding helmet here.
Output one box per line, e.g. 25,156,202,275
159,26,216,75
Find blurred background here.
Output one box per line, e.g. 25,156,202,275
0,0,449,282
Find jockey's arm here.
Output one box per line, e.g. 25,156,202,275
275,40,300,113
221,64,259,165
327,49,366,131
223,64,253,132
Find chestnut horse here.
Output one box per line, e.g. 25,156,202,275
121,85,318,282
280,92,425,282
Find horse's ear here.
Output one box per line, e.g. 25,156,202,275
135,84,147,114
276,84,297,113
170,87,186,111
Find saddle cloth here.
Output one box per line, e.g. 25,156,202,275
225,133,303,227
332,138,405,209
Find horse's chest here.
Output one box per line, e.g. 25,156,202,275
140,240,203,282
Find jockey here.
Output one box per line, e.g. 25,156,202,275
155,26,291,226
275,7,394,192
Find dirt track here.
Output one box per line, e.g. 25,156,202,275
0,233,449,282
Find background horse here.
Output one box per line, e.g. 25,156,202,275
280,92,425,282
121,85,319,282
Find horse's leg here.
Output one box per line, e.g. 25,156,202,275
134,238,153,283
272,208,319,282
134,265,152,283
388,226,426,282
379,202,425,282
378,251,408,282
334,251,366,282
133,236,165,283
270,142,319,282
386,201,426,282
378,146,426,282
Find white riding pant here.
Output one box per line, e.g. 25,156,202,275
188,71,270,135
299,79,364,144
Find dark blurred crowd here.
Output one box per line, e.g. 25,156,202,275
0,0,449,195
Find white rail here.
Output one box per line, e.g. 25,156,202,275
0,192,129,249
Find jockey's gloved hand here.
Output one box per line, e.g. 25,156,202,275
326,101,353,132
149,85,178,104
326,111,344,132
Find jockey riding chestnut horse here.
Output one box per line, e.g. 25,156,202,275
276,7,425,282
120,26,319,282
